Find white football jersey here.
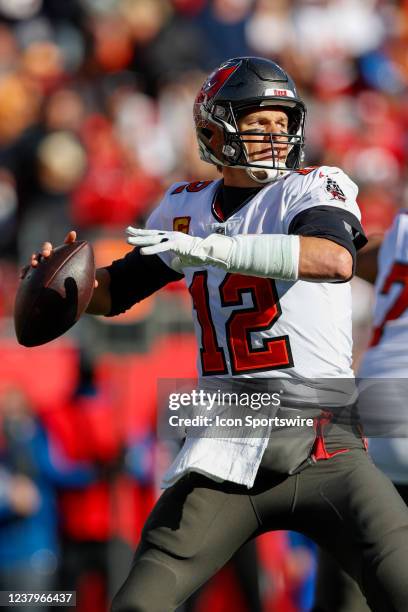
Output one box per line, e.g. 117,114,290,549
359,211,408,377
358,211,408,484
147,166,362,381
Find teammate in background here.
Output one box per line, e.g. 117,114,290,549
314,212,408,612
30,57,408,612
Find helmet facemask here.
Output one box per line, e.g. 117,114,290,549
196,100,305,183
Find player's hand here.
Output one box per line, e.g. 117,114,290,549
20,231,98,287
20,231,77,279
126,227,203,269
126,228,197,255
31,230,77,268
126,226,234,271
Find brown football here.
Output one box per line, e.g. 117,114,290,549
14,241,95,347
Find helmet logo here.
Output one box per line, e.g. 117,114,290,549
196,63,239,107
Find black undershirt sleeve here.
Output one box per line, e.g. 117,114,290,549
104,248,184,317
288,205,368,272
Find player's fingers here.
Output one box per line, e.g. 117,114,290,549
29,252,42,268
140,242,174,255
64,230,76,244
20,265,30,279
94,279,98,288
127,236,165,247
41,242,53,257
126,227,165,237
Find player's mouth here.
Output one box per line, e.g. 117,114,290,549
249,146,288,163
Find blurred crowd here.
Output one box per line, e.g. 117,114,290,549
1,0,407,610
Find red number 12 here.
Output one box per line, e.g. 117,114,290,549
189,271,293,375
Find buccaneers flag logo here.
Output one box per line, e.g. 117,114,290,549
325,177,346,202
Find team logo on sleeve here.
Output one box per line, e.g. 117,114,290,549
325,177,346,202
173,216,191,234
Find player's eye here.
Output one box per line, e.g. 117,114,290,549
241,128,263,134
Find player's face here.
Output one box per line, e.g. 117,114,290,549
237,107,289,166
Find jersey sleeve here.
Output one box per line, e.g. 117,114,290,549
284,167,362,230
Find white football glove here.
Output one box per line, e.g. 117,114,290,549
126,226,299,281
126,227,235,272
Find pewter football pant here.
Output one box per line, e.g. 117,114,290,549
111,450,408,612
313,483,408,612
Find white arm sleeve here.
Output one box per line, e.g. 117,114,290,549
188,233,300,281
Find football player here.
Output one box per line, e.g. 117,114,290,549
31,58,408,612
315,213,408,612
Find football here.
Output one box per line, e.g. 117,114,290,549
14,241,95,347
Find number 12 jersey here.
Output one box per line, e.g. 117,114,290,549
147,166,365,380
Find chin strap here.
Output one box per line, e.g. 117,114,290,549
246,165,289,184
126,228,300,282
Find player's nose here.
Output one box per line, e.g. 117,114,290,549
272,128,286,143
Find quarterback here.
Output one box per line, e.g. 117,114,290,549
32,58,408,611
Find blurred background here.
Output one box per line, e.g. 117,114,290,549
0,0,406,610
